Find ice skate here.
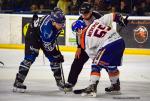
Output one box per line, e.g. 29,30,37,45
81,84,97,97
81,81,99,97
55,77,65,91
64,83,73,92
13,80,27,93
105,83,121,95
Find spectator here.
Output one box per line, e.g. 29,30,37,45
88,0,107,12
68,0,81,15
102,0,113,12
38,4,45,13
133,0,146,16
0,0,2,10
57,0,70,14
119,0,130,14
110,5,116,13
48,0,59,10
30,4,38,13
145,0,150,12
111,0,121,12
36,0,50,10
1,0,13,11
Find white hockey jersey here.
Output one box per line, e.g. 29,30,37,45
81,13,122,59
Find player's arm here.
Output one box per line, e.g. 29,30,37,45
96,13,128,27
95,13,114,27
72,16,84,59
92,11,103,19
75,29,82,59
75,16,83,49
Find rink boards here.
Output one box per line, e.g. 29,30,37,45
0,14,150,55
0,44,150,55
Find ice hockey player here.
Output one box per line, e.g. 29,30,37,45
65,2,102,92
72,13,128,97
13,8,66,92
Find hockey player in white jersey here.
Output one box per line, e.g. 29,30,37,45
72,13,128,97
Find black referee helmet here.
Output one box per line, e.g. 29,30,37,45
79,2,92,14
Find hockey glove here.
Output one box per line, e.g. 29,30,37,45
114,13,129,27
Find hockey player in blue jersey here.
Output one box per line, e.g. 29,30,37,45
13,8,66,92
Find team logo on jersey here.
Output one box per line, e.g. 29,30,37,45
134,26,148,44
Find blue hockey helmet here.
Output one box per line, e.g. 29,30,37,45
51,10,66,24
72,20,87,32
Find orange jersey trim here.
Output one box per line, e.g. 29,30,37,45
108,70,120,77
80,27,88,49
91,72,101,77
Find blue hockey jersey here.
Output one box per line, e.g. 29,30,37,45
39,15,61,43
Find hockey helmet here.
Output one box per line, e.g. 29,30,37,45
72,20,86,32
53,7,63,13
51,10,66,24
79,2,92,14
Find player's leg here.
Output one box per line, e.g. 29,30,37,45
66,49,89,91
13,26,40,92
13,49,39,92
13,59,35,92
80,48,108,97
43,47,65,90
81,64,102,97
101,39,125,94
105,66,121,94
81,39,125,96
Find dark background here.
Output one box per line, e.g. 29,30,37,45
118,19,150,48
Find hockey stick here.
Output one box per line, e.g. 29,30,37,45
42,52,45,65
55,39,66,93
73,89,85,94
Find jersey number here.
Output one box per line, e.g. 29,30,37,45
88,24,111,38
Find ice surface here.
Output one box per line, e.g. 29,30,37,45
0,49,150,101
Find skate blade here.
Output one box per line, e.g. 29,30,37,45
58,87,64,91
13,87,26,93
81,92,97,97
58,87,68,94
63,88,72,92
58,86,66,92
105,91,121,95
